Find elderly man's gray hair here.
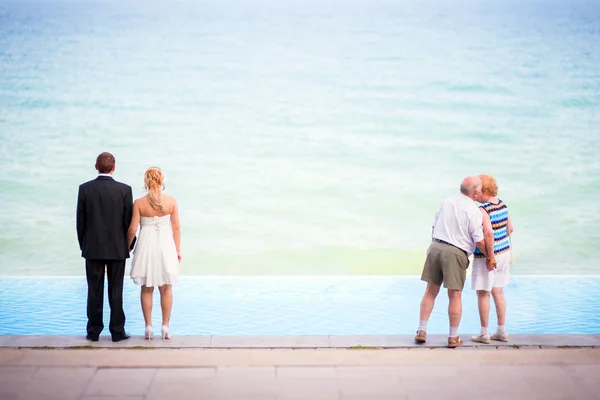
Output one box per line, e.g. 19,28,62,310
460,176,482,196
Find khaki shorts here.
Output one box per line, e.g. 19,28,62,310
421,242,469,290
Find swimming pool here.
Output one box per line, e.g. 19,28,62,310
0,276,598,336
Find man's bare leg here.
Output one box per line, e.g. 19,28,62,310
420,282,441,322
415,283,440,343
448,289,462,336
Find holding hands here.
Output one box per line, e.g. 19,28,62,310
486,256,497,271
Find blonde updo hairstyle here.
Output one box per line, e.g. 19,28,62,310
144,167,165,211
479,174,498,197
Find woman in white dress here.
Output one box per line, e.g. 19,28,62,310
127,167,181,340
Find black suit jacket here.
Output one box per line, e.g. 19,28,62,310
77,176,133,260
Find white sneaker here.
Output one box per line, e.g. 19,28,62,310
491,332,509,342
471,334,491,344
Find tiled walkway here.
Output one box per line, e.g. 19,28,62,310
1,345,599,399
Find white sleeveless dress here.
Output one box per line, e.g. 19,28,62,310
130,215,179,287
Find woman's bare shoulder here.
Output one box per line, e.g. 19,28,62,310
163,194,178,210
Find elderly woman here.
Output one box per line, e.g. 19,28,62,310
471,174,514,344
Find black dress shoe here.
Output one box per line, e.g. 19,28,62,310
86,335,99,342
112,333,131,342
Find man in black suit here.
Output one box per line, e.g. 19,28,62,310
77,152,133,342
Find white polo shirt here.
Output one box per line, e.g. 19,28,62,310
432,194,484,256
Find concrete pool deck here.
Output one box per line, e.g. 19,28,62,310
1,334,599,349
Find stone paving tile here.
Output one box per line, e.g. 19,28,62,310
402,382,478,400
210,335,330,348
476,348,600,366
147,367,278,400
507,334,600,347
456,366,538,398
0,336,18,348
337,375,404,397
7,386,82,400
519,366,596,400
81,397,145,400
277,366,338,379
1,363,599,399
84,368,156,397
0,349,22,366
90,335,212,348
335,366,402,380
153,367,217,380
526,383,595,400
146,375,217,400
203,377,279,399
563,364,600,387
7,367,94,400
397,365,460,378
456,364,600,400
9,347,600,368
217,366,276,378
277,378,341,400
12,336,75,348
329,335,448,348
0,366,38,400
0,366,38,380
274,367,342,399
475,396,538,400
343,396,408,400
33,366,96,381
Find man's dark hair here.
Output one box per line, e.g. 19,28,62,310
95,152,115,174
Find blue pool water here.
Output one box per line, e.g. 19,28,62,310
0,276,599,336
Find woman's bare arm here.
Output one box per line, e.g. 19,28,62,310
127,200,140,248
481,209,496,270
170,199,181,262
507,214,514,235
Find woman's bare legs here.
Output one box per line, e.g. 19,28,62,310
158,284,173,327
476,290,491,330
491,287,508,341
491,287,506,326
141,285,154,327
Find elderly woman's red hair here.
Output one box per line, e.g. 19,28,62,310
479,174,498,197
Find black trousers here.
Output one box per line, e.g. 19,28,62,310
85,259,126,337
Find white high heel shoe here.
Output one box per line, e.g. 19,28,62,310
145,326,154,340
161,325,171,340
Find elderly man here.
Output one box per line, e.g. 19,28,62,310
414,176,495,347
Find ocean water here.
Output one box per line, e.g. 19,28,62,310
1,0,599,276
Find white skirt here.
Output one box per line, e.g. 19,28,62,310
471,252,511,291
130,216,179,287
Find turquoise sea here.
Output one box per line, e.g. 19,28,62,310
1,0,599,276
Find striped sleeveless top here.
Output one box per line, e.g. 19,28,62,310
474,199,511,258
